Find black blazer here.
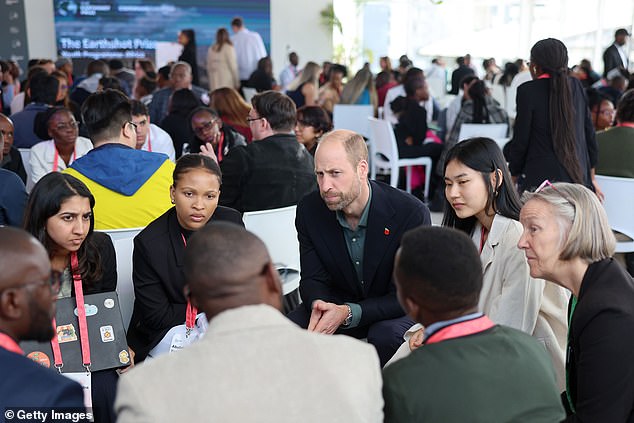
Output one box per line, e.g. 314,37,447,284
127,206,243,360
295,180,430,327
564,258,634,422
505,77,598,192
603,44,626,78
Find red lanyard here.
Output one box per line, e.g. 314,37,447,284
425,315,495,345
216,132,225,162
180,233,198,331
52,147,77,172
0,332,23,355
537,73,551,79
146,130,152,152
479,226,488,254
50,252,91,372
617,122,634,129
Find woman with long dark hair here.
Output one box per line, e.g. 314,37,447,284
178,29,199,86
127,154,243,361
23,172,120,422
389,138,568,389
506,38,601,196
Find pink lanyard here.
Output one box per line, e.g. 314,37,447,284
52,147,77,172
425,315,495,345
0,332,23,355
146,130,152,152
180,233,198,331
479,226,488,254
50,252,91,372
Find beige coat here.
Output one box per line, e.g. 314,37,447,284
206,43,239,91
115,305,383,423
387,215,568,389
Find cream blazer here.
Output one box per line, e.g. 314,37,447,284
115,304,383,423
206,44,239,91
387,215,568,389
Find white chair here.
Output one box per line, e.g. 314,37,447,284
594,175,634,254
243,87,258,103
458,123,509,149
18,148,34,192
98,227,144,330
368,117,433,201
333,104,374,139
242,205,301,297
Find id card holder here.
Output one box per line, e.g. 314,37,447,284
63,371,93,412
169,333,185,353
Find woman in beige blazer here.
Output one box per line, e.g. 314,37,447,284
206,28,239,91
388,137,568,389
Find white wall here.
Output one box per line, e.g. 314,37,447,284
20,0,334,77
24,0,56,60
270,0,333,77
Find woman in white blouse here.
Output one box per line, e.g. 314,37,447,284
30,107,92,183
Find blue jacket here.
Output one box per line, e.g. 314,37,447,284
0,168,27,227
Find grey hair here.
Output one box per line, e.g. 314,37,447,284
522,182,615,262
170,61,192,76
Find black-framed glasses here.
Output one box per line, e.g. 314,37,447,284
3,271,62,295
193,120,219,135
124,121,138,132
246,116,264,123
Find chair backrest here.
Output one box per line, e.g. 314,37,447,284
243,205,300,274
595,175,634,248
458,123,508,141
333,104,374,138
368,117,399,182
98,227,144,330
18,148,34,192
243,87,258,103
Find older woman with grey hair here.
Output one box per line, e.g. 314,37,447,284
518,181,634,421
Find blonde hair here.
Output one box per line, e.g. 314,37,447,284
522,182,615,262
286,62,320,92
339,67,376,106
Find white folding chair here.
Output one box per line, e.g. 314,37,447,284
18,148,34,192
333,104,374,139
98,227,144,330
594,175,634,253
242,205,301,297
368,117,432,200
458,123,509,146
243,87,258,103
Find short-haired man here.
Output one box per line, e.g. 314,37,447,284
603,28,630,79
64,89,173,229
70,59,109,108
219,90,316,212
148,62,208,124
231,16,267,89
382,226,565,422
288,129,430,366
108,59,135,96
0,227,85,411
115,223,383,422
279,52,300,91
0,113,27,184
12,73,59,148
130,100,175,161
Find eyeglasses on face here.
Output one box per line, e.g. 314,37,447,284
193,120,219,135
246,116,264,123
54,121,79,131
125,121,138,132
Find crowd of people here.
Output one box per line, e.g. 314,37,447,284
1,17,634,422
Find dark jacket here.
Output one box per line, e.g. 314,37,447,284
603,44,627,78
219,133,317,213
505,77,597,192
188,124,247,160
296,180,430,327
127,206,243,361
0,168,27,227
1,146,27,184
564,258,634,422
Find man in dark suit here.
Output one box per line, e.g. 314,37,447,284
603,28,630,78
0,227,85,411
382,226,565,422
287,129,430,365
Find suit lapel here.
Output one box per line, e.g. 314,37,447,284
167,208,186,269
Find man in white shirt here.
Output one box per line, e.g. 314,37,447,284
131,100,175,162
279,52,300,91
230,17,267,89
383,67,434,125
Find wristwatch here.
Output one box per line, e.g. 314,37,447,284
342,304,353,327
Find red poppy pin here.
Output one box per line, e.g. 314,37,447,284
384,227,390,235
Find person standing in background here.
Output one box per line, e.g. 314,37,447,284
178,29,199,86
207,28,239,92
230,17,267,92
279,52,300,91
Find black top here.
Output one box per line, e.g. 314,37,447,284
127,206,243,361
159,113,194,158
246,70,275,93
178,45,199,86
287,83,307,108
1,146,27,184
564,258,634,422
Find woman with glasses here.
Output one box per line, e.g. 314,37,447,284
505,38,602,198
23,172,120,423
30,107,93,184
295,105,332,156
127,154,243,362
187,106,246,161
388,138,568,390
518,181,634,421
